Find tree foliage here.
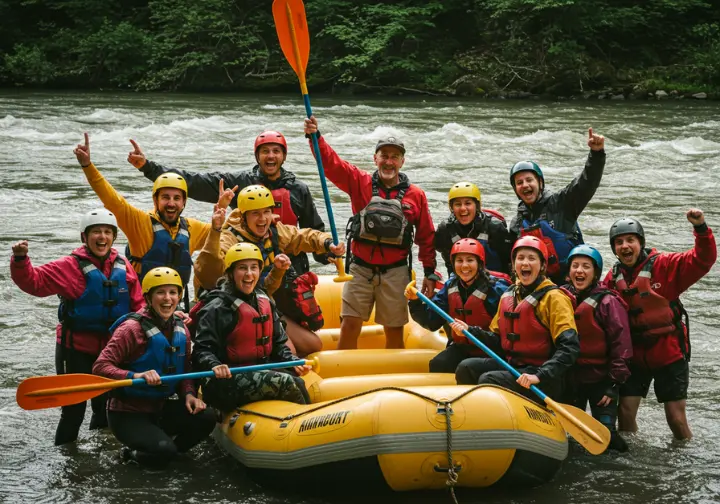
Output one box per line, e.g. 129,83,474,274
0,0,718,93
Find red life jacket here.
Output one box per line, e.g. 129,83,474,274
497,285,556,367
447,282,494,356
611,252,683,346
226,293,274,366
574,289,612,367
272,271,324,331
270,187,298,227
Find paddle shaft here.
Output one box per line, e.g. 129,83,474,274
415,289,606,444
414,290,547,399
284,3,340,246
27,359,313,397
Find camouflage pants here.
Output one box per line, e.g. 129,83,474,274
202,370,309,413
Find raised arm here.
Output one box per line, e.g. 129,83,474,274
552,128,606,222
130,139,250,207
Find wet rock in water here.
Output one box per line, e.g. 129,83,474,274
598,94,606,100
656,90,669,99
693,92,708,99
611,94,625,100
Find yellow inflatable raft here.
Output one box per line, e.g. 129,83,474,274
312,275,447,351
214,351,568,491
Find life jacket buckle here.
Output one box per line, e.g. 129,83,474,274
506,332,520,342
252,314,270,323
504,311,520,319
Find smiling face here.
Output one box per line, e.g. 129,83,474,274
82,225,116,257
256,144,286,180
453,253,481,284
613,233,643,267
513,172,541,206
569,256,596,291
451,198,478,226
373,146,404,187
244,207,274,238
232,259,261,295
513,248,543,286
149,285,181,321
154,188,186,225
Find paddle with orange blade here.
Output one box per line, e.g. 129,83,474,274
16,359,316,411
272,0,351,283
405,281,611,455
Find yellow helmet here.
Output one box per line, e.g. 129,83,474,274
237,185,274,214
142,267,184,296
224,242,264,271
448,182,481,206
152,173,188,198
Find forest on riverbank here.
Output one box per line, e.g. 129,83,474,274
2,0,719,98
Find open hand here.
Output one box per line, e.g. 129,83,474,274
587,127,605,151
74,132,91,167
687,208,705,226
12,240,29,257
127,139,146,169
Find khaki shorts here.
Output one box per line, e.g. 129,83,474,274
341,262,410,327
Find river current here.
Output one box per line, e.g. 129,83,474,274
0,92,719,503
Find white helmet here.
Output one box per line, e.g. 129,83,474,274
80,208,118,237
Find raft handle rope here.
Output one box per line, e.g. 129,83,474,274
234,385,498,504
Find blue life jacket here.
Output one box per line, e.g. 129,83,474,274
126,216,192,286
520,215,583,278
59,255,131,334
109,312,187,399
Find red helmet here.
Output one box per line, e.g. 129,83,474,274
254,131,287,154
511,236,548,263
450,238,486,265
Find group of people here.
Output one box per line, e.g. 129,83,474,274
10,113,715,466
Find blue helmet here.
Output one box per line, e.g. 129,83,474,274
510,160,544,190
567,245,603,273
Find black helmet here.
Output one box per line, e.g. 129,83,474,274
609,218,645,253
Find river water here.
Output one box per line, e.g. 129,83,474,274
0,92,719,504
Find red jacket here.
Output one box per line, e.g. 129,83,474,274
604,226,716,369
10,246,145,355
312,137,436,269
92,308,195,413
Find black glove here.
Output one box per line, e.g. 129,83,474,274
602,381,619,402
